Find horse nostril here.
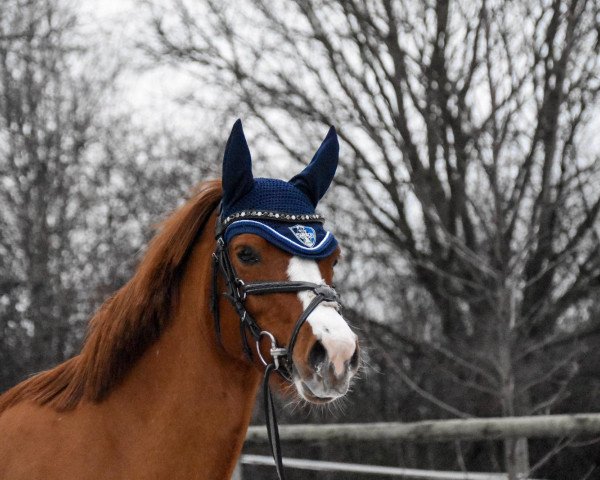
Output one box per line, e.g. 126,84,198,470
308,341,328,371
349,346,359,369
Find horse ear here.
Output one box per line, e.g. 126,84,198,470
222,119,254,207
289,126,339,207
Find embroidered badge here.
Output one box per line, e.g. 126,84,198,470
289,225,317,247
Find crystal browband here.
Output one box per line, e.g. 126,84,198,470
222,210,325,228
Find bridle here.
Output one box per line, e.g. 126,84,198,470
211,208,341,480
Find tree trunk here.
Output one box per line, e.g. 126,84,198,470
499,286,530,479
504,437,530,480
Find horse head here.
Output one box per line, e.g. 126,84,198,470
0,119,360,480
213,120,360,403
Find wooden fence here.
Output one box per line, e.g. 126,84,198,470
237,455,545,479
236,414,600,479
245,414,600,443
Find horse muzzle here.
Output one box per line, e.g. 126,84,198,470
293,307,360,403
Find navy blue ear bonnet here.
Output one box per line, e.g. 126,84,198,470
218,119,339,259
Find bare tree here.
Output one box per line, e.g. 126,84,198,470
0,0,221,390
0,0,97,380
149,0,600,477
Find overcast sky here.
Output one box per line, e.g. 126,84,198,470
78,0,600,170
77,0,213,138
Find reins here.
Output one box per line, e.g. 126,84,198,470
211,209,340,480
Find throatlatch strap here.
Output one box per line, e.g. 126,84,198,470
211,253,222,345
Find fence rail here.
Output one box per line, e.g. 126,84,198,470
245,413,600,443
240,455,545,480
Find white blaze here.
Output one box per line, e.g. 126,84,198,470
287,256,357,377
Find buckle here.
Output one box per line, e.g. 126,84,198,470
235,278,247,301
256,331,288,370
314,284,339,302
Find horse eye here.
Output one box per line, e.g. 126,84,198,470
237,246,260,265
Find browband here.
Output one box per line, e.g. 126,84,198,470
221,210,325,229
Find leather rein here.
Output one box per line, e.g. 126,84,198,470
211,213,340,480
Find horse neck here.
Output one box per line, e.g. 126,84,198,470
102,233,261,478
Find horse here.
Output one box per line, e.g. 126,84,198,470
0,120,360,480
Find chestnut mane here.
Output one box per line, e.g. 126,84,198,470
0,180,222,413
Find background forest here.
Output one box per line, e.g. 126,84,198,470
1,0,600,478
